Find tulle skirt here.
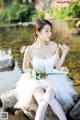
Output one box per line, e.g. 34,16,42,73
14,69,78,110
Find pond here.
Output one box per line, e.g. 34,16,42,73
0,19,80,94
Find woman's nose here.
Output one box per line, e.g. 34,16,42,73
49,32,52,36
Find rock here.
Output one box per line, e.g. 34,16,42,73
1,89,78,120
15,109,23,116
76,21,80,28
70,101,80,120
18,22,34,27
0,98,2,107
0,24,19,30
0,90,59,119
22,22,34,27
21,99,59,120
71,28,80,35
0,56,15,72
1,89,17,109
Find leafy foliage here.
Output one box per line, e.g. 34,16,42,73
28,69,47,80
32,11,45,21
0,2,80,22
49,4,80,19
15,0,23,4
0,3,36,22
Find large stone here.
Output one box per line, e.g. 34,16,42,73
70,101,80,120
0,89,17,109
0,56,15,72
0,90,60,120
0,89,78,120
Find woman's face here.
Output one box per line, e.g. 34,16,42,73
37,24,52,42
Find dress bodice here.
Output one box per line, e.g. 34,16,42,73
31,53,57,72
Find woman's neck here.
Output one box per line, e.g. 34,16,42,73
36,38,49,47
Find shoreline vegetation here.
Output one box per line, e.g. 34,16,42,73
0,1,80,23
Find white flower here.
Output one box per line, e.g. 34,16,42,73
32,70,36,76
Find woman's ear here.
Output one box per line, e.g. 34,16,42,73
36,30,40,36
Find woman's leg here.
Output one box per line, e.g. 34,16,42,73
33,88,48,120
43,86,67,120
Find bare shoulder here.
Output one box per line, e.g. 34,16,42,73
25,45,32,54
49,42,58,50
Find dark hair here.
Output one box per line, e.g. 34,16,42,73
34,19,52,38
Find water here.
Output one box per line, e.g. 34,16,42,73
0,25,34,94
0,20,80,94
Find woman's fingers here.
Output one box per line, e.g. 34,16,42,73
62,44,69,51
57,44,69,54
57,44,61,51
61,44,69,54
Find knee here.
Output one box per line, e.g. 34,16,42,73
43,88,55,102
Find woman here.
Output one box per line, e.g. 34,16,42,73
14,19,78,120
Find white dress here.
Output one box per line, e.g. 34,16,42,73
14,50,78,110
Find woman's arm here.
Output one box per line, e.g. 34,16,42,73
55,53,67,69
55,44,69,69
22,46,32,73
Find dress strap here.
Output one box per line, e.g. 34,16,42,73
55,44,60,54
30,46,35,57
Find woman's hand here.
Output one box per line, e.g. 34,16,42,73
59,44,69,55
55,44,69,69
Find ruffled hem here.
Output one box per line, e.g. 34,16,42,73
14,69,78,109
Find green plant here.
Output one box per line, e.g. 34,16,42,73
0,3,36,22
48,3,80,19
17,3,36,22
32,11,45,21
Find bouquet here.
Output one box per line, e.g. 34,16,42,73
28,68,47,80
27,67,69,80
